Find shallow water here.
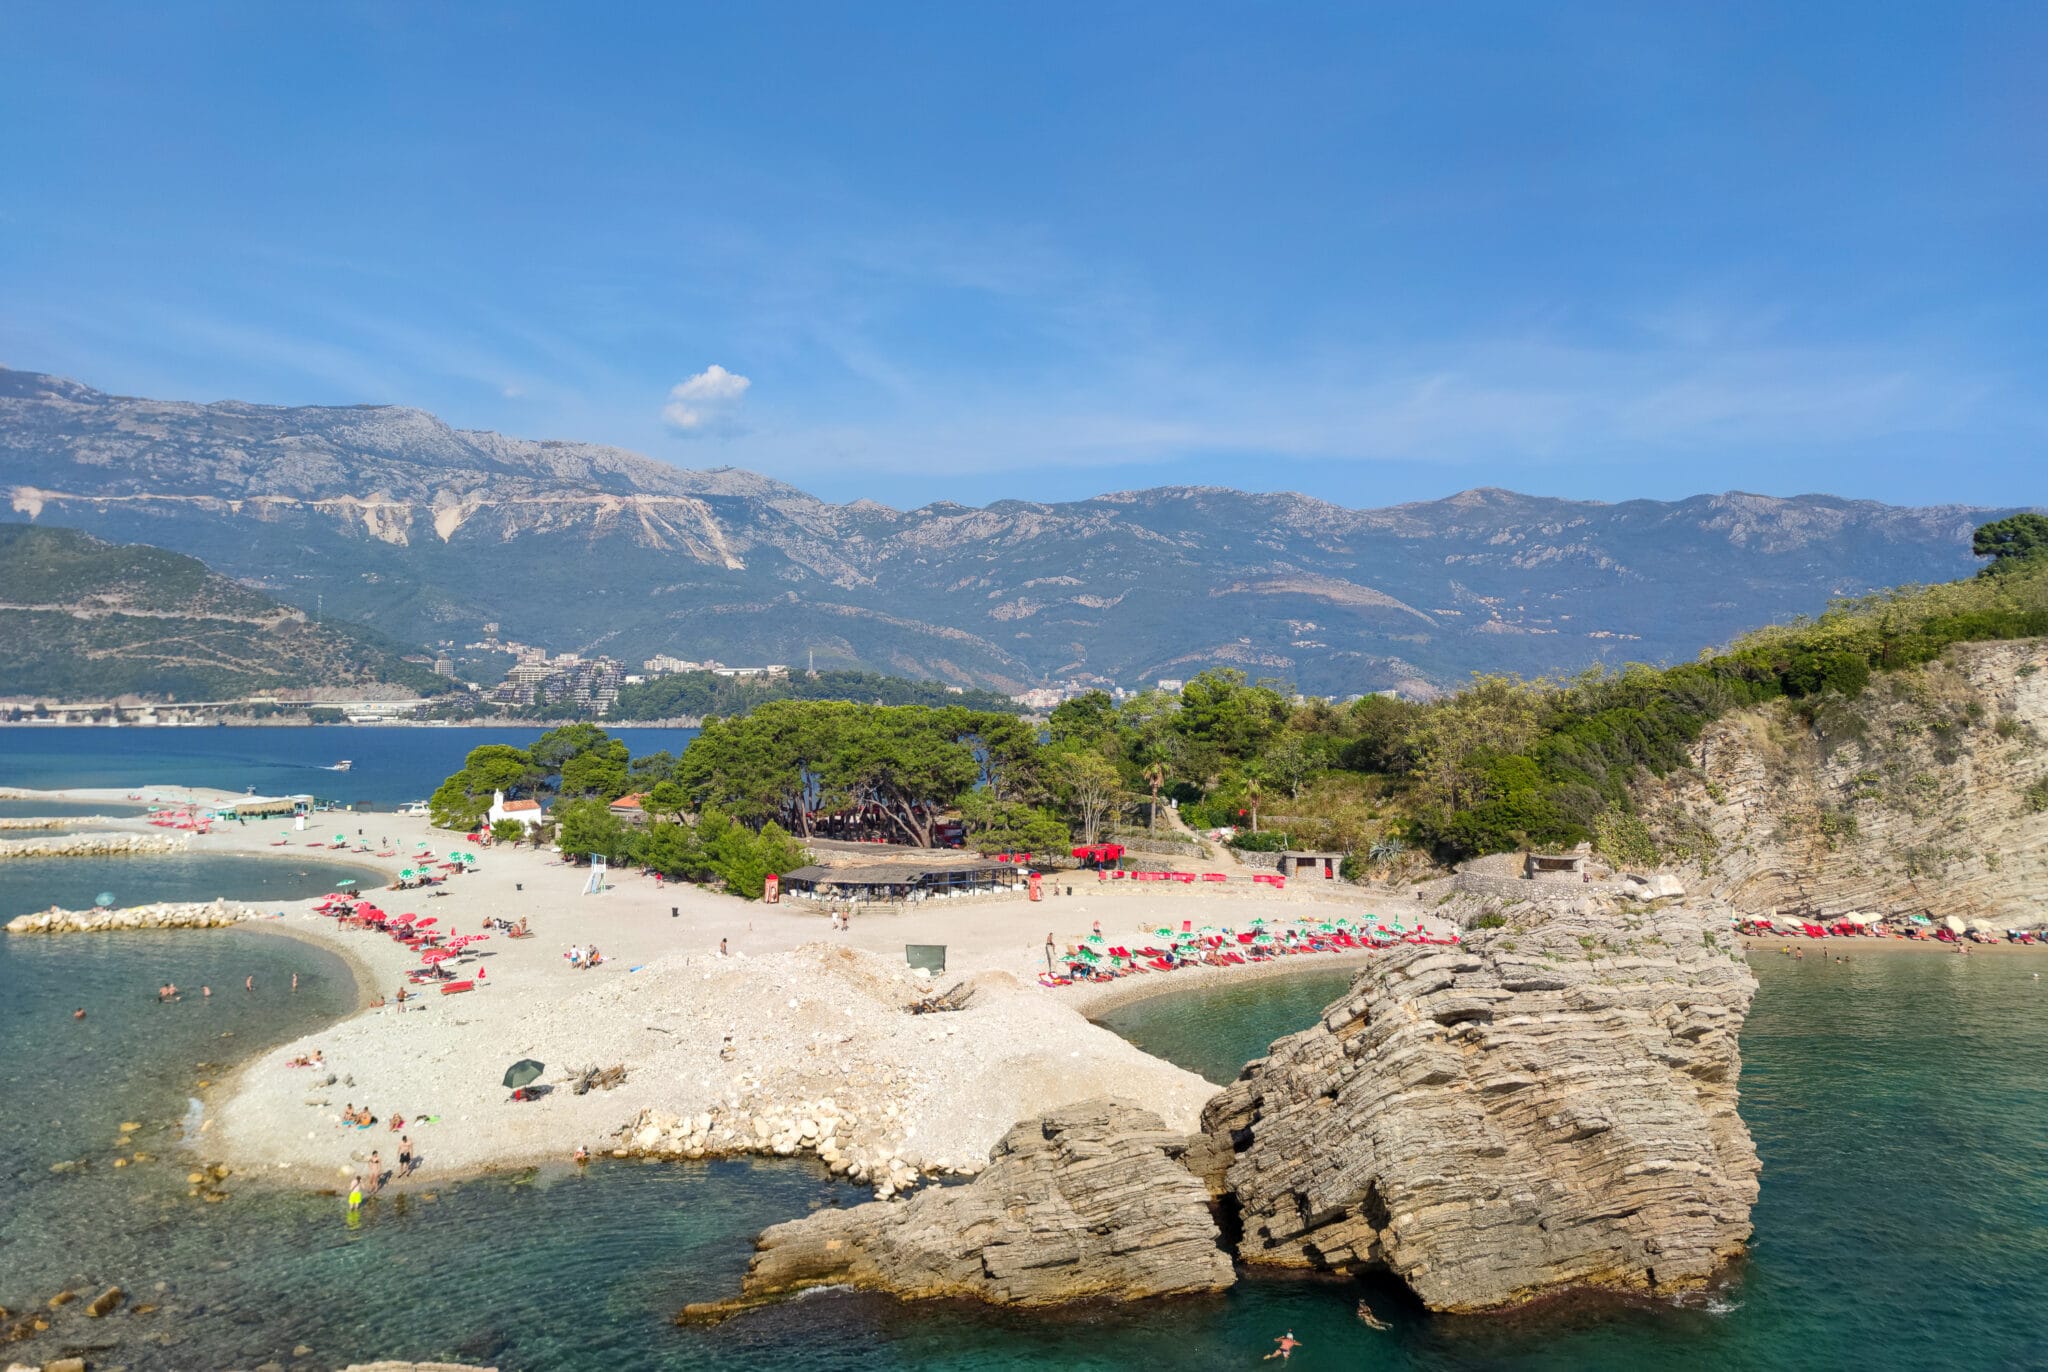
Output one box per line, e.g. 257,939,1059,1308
0,724,700,807
1095,969,1358,1085
3,936,2044,1369
0,799,148,820
0,852,386,919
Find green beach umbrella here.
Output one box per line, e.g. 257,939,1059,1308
502,1059,546,1090
335,878,357,888
95,892,116,908
400,868,415,879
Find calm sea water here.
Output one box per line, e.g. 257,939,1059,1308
0,725,701,807
0,853,386,920
2,943,2041,1370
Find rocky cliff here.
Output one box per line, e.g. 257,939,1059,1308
686,1099,1233,1317
1637,638,2048,924
1203,908,1758,1311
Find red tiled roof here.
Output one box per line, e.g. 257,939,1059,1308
501,799,541,813
610,793,643,809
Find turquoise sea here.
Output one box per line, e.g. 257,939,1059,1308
1,732,2044,1370
0,724,700,807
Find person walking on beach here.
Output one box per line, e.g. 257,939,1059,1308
1264,1331,1302,1361
718,938,729,957
366,1149,382,1192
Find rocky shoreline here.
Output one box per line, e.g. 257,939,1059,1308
5,899,257,934
703,905,1761,1318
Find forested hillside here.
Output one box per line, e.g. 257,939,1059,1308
0,524,450,701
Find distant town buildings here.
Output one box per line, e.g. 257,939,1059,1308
1155,678,1185,692
642,654,788,681
489,652,624,711
432,656,455,678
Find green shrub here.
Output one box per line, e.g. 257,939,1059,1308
2024,778,2048,814
1472,913,1508,930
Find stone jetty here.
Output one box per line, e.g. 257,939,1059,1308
0,832,185,861
6,899,255,934
684,1099,1233,1318
1205,906,1759,1311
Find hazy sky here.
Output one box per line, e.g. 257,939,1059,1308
3,4,2043,509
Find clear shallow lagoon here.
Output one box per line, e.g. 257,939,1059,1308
0,799,149,820
0,853,386,920
0,725,701,807
2,943,2044,1370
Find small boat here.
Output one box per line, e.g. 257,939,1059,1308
331,760,354,772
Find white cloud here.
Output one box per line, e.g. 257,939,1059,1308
501,383,526,399
662,363,751,433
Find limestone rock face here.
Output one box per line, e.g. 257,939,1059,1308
711,1098,1233,1309
1639,639,2048,924
1203,908,1759,1312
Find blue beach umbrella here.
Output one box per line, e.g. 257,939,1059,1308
95,892,116,908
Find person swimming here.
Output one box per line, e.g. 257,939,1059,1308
1356,1300,1390,1330
1264,1331,1303,1361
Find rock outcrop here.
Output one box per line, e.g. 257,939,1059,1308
0,831,185,861
1204,907,1758,1311
1639,638,2048,925
687,1099,1232,1317
5,898,254,934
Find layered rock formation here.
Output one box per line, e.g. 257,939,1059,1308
1638,638,2048,924
686,1099,1233,1317
5,898,253,934
1203,908,1759,1311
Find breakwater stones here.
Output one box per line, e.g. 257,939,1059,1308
0,831,187,861
5,898,255,934
617,1092,962,1198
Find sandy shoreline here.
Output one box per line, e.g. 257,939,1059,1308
3,784,1422,1196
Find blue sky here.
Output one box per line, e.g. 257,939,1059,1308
2,3,2043,509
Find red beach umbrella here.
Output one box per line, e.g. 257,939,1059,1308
420,949,456,964
416,917,437,927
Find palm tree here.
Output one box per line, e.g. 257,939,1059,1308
1244,777,1263,834
1144,761,1167,834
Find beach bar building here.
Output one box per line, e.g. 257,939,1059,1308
214,793,315,819
778,860,1027,904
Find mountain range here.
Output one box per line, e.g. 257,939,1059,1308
0,367,2023,697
